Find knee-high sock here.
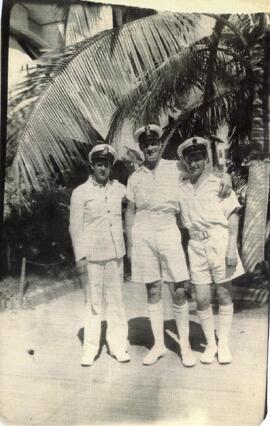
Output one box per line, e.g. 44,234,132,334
148,301,165,348
218,303,233,346
197,306,216,347
173,302,191,348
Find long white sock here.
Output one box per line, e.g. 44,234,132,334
218,303,233,347
197,306,216,348
148,301,165,348
173,302,191,348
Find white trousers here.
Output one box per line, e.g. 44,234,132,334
83,258,128,355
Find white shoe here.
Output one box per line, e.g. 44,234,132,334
180,346,197,367
81,348,97,367
143,345,167,366
111,350,131,363
200,345,217,364
218,344,232,364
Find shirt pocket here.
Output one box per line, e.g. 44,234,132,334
198,194,222,221
84,198,104,223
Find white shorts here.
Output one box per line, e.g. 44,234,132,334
131,223,189,284
188,231,244,285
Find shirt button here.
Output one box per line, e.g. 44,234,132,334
108,210,111,213
110,223,112,227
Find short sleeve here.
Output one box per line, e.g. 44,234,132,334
220,190,241,218
126,175,135,203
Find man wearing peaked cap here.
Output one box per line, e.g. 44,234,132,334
125,124,197,367
134,124,163,144
70,143,130,366
88,143,117,165
176,135,244,365
177,136,210,161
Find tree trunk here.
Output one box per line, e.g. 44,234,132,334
242,22,270,271
242,161,270,270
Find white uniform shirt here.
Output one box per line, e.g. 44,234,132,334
126,159,185,228
178,173,240,232
69,177,126,262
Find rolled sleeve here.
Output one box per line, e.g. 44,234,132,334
220,190,241,219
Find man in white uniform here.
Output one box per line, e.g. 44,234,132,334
125,125,232,367
177,137,244,364
70,144,129,366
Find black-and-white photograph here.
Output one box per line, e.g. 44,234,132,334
1,0,269,425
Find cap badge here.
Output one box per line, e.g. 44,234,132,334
145,125,151,135
192,138,198,146
102,146,109,154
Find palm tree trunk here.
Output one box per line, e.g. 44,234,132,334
242,161,270,270
242,21,270,271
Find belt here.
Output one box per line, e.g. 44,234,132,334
136,211,176,224
189,229,210,241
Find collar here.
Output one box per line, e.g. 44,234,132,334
181,170,215,191
88,176,112,189
141,158,166,173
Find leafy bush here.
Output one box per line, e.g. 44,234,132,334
3,175,74,276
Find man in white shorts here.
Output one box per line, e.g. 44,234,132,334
125,125,232,367
70,144,129,366
177,137,244,364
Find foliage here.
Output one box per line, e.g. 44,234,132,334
6,9,270,275
7,12,201,191
3,175,74,275
7,12,270,191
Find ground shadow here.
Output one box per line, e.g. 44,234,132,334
77,316,216,360
128,317,207,356
77,321,108,359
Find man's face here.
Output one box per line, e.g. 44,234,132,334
139,139,162,163
184,151,207,178
92,158,112,184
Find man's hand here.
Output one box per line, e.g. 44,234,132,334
76,257,87,274
219,173,232,199
225,245,238,269
76,257,88,304
126,245,132,262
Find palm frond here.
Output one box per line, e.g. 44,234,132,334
108,14,254,143
107,45,207,140
8,12,201,191
65,3,113,45
166,86,243,141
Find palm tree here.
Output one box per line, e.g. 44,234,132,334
240,15,270,271
6,11,270,270
107,13,270,272
7,12,201,191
